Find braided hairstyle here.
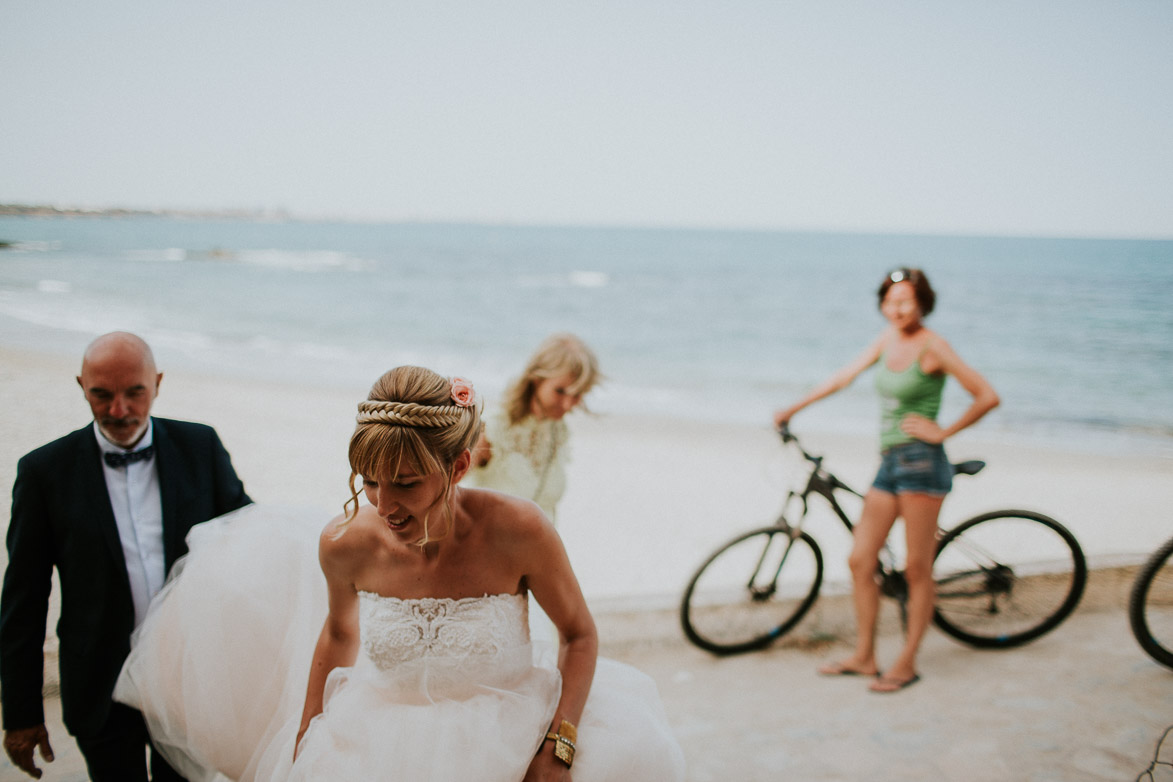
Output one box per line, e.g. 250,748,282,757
343,366,482,545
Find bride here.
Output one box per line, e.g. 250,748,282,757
115,366,685,781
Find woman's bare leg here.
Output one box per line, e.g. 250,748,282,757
819,489,898,675
870,491,943,691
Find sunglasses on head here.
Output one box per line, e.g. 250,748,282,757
888,268,919,283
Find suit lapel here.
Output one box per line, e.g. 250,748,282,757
151,418,186,571
73,427,130,584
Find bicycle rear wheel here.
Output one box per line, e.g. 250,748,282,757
933,510,1086,648
1129,535,1173,669
680,525,823,655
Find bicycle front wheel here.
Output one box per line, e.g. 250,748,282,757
1129,535,1173,669
681,525,823,655
933,510,1086,648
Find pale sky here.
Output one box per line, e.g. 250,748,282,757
2,1,1171,238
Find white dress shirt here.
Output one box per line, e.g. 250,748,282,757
94,421,165,628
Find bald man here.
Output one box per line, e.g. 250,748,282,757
1,332,251,781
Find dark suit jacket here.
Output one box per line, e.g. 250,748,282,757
0,417,251,737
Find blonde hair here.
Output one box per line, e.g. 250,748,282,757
504,333,600,425
342,366,481,545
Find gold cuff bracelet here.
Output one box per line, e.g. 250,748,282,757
544,719,577,768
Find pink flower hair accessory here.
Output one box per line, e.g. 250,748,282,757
450,377,476,408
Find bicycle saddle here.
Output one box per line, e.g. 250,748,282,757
952,460,986,476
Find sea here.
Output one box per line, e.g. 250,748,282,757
1,215,1171,459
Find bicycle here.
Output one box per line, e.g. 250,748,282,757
680,425,1088,655
1129,534,1173,669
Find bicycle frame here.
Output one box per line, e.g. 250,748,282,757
776,452,864,539
774,428,909,604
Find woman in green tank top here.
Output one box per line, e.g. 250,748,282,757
774,268,999,693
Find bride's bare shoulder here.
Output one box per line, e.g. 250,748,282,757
460,487,548,538
320,507,381,558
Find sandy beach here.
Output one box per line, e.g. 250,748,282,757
4,343,1170,606
2,343,1171,780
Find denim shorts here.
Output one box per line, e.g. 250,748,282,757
872,440,953,497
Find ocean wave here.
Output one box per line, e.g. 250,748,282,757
202,248,370,272
140,329,216,353
111,247,371,271
994,409,1173,441
0,298,144,336
124,248,186,262
1,240,62,252
570,270,609,288
516,271,610,289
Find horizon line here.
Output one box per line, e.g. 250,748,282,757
1,202,1170,243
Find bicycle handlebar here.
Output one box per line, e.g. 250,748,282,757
777,423,821,467
778,423,987,478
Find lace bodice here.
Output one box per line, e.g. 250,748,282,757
358,592,530,672
468,411,570,522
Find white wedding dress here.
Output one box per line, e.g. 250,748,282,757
114,505,685,782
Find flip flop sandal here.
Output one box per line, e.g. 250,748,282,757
869,674,921,693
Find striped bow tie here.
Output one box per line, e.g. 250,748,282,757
104,445,155,468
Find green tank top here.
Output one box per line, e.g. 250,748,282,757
874,348,945,449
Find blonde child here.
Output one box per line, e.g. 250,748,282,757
469,333,600,526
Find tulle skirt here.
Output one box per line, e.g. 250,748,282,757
114,505,686,781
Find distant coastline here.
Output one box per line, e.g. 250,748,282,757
0,203,291,221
